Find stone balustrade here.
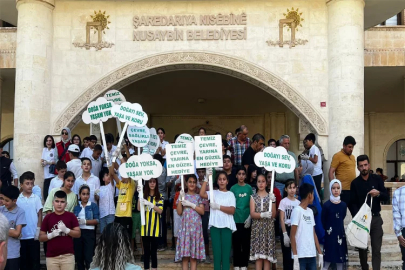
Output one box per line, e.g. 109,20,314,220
0,27,16,68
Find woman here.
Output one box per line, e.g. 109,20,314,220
74,185,100,270
230,167,252,270
72,134,83,152
41,135,57,201
56,127,72,163
175,175,206,269
90,223,141,270
200,172,236,270
156,128,168,162
44,171,78,213
198,127,206,136
267,139,277,147
137,178,163,270
226,132,233,144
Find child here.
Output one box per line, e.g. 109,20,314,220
80,135,97,158
49,161,67,196
83,136,90,150
44,171,78,214
230,166,253,270
66,144,83,179
247,165,258,193
96,169,115,233
200,172,236,270
74,158,101,203
0,186,26,270
196,168,211,263
17,172,43,270
73,185,100,270
175,175,206,268
250,174,277,269
172,176,182,253
290,183,323,270
109,162,136,238
137,178,163,270
90,144,103,179
132,181,142,254
39,190,81,270
321,179,348,270
279,180,300,270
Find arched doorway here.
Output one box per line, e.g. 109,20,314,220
52,52,327,137
386,139,405,180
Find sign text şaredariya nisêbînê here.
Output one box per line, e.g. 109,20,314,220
133,13,247,41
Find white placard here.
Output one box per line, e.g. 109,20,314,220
194,135,223,168
146,128,159,154
175,133,194,144
111,102,148,127
118,153,163,180
82,97,114,124
104,90,126,105
254,146,296,174
127,126,150,147
166,143,195,176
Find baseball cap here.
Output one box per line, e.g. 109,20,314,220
68,144,80,153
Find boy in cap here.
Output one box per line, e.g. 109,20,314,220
66,144,82,179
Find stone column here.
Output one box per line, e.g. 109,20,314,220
327,0,364,197
14,0,54,188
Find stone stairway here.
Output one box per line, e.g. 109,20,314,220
40,228,403,269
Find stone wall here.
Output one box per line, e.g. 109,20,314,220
0,28,16,68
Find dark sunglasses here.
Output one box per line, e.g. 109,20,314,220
61,132,68,135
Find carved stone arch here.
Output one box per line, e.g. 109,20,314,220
52,51,328,135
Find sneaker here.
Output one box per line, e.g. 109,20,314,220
157,245,166,252
205,255,212,264
140,255,144,262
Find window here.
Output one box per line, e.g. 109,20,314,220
379,11,404,26
1,138,13,159
386,139,405,180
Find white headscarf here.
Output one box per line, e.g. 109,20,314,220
61,127,71,144
329,179,342,203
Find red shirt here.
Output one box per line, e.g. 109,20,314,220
273,188,281,209
41,211,79,257
56,141,71,163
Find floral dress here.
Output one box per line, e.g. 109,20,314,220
250,193,276,262
175,194,206,261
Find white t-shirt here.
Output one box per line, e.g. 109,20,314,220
206,190,237,232
74,174,101,203
159,140,169,159
99,183,116,218
101,145,117,168
291,205,316,258
309,145,322,176
278,197,300,226
90,155,103,179
80,147,93,158
78,201,95,230
48,176,63,195
67,159,83,179
41,148,56,179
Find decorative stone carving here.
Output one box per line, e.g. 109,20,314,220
53,52,327,135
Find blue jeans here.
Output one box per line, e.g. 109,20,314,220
299,257,316,270
100,214,115,233
275,181,286,197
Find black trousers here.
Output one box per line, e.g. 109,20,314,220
159,200,170,247
5,258,19,270
20,238,40,270
143,236,158,269
358,216,383,270
340,190,354,216
281,226,293,270
202,211,210,245
232,223,251,267
313,174,323,200
115,216,133,238
43,177,53,202
74,229,96,270
401,228,405,270
169,198,175,246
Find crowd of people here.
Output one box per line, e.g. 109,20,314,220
0,124,404,270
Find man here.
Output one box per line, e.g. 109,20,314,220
350,155,388,270
229,125,251,166
0,155,18,193
66,144,82,179
393,184,405,270
242,133,265,171
1,152,10,159
301,133,323,197
275,135,299,197
328,136,356,215
376,168,388,182
0,213,9,270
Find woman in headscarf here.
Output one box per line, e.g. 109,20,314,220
56,127,72,163
321,179,348,270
